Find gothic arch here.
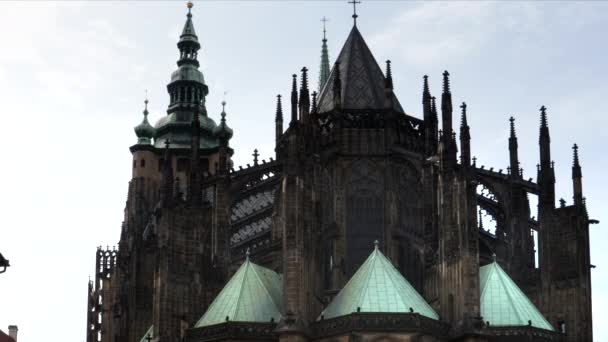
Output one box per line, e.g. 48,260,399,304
345,159,384,276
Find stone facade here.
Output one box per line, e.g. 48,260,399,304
86,5,593,342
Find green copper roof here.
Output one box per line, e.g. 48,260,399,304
138,325,153,342
134,99,155,144
319,243,439,320
195,257,283,327
480,261,553,331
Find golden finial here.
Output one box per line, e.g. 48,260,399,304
187,1,193,9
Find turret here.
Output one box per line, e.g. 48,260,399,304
459,102,470,167
166,3,208,115
572,143,583,206
213,101,233,175
131,96,158,180
509,116,520,178
134,97,155,145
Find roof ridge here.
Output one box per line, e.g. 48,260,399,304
250,263,282,314
233,260,251,320
377,251,410,311
479,262,493,301
494,263,526,325
353,249,377,313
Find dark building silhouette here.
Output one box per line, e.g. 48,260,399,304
86,4,594,342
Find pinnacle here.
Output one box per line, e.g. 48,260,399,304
509,116,516,138
442,70,450,94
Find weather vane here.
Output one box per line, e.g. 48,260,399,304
348,0,361,25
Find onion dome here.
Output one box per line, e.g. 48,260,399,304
213,101,233,140
134,98,155,145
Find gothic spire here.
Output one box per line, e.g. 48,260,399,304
539,106,551,166
509,116,519,178
538,105,555,208
276,94,283,122
460,102,468,128
509,116,516,139
572,144,582,178
423,76,437,156
460,102,471,166
319,17,331,93
275,94,283,152
441,71,453,138
423,75,430,102
299,67,310,119
384,60,393,90
441,71,455,165
290,74,298,125
572,143,583,206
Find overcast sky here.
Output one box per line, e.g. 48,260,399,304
0,1,606,341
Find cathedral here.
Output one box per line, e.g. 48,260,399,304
86,3,594,342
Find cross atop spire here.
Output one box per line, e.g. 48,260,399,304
348,0,361,25
253,149,259,166
321,16,329,41
319,17,331,92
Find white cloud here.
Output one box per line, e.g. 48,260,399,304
369,2,545,66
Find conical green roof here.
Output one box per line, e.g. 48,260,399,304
319,243,438,320
195,257,283,327
480,261,553,331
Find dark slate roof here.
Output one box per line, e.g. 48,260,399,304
317,25,404,114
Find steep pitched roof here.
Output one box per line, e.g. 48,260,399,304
480,261,554,331
319,243,438,320
195,257,283,327
317,25,404,114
